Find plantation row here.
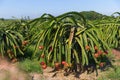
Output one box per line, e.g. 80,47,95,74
0,12,120,75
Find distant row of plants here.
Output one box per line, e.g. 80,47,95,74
0,12,120,76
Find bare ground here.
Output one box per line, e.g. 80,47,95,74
31,49,120,80
0,58,31,80
30,67,98,80
0,49,120,80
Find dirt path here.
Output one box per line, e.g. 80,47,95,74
0,58,31,80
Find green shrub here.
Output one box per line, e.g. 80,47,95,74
98,65,120,80
18,58,42,73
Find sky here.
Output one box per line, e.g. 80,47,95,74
0,0,120,19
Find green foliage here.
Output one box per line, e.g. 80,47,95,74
80,11,110,20
95,23,120,48
30,12,113,75
17,44,35,59
107,66,120,80
0,24,24,58
98,65,120,80
0,11,120,76
18,58,42,73
11,18,31,40
94,12,120,48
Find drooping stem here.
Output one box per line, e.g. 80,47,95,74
68,27,75,64
68,27,75,45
